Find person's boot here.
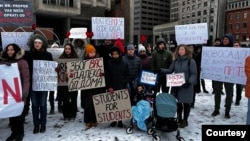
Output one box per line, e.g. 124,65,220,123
179,120,188,128
33,124,40,134
109,121,117,127
201,79,209,93
40,124,46,133
49,106,54,114
225,111,230,119
211,110,220,116
118,121,123,128
14,133,24,141
6,132,17,141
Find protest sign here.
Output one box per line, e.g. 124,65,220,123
166,73,185,87
47,48,64,60
92,17,124,39
93,89,132,123
200,46,249,84
67,57,105,91
175,23,208,45
32,60,58,91
1,32,33,51
140,70,157,86
56,59,79,86
0,63,23,118
68,27,87,39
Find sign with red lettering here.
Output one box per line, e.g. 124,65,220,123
140,70,158,86
67,57,105,91
175,23,208,45
0,63,23,118
93,89,132,123
92,17,124,39
166,73,185,87
69,27,87,39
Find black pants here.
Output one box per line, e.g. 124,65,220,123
9,108,26,135
155,75,169,93
177,103,191,121
62,88,78,119
235,84,243,103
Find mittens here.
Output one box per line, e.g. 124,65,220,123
108,88,114,94
182,81,191,88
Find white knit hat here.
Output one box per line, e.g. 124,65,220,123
138,44,146,53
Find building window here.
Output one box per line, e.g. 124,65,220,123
187,0,190,4
203,10,207,15
210,8,214,14
228,24,232,30
182,8,185,12
243,33,247,41
198,3,201,8
203,18,207,22
187,7,190,11
204,2,207,7
235,34,239,41
197,19,201,23
229,14,233,20
192,5,195,10
236,13,240,19
243,23,247,28
192,12,195,17
192,0,195,3
197,11,201,16
210,26,213,32
183,1,185,6
244,12,247,18
236,23,240,30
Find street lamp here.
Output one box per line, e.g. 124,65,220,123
246,37,249,47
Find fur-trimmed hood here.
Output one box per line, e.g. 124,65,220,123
27,34,48,52
0,47,25,61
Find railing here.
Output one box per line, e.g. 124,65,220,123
42,0,73,7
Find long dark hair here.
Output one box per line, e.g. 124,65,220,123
173,44,192,60
2,43,21,60
59,43,78,59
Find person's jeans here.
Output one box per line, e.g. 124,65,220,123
247,99,250,125
30,91,48,125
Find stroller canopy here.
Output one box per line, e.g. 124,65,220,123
155,93,177,118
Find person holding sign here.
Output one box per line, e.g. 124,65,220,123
1,44,30,141
160,45,197,128
57,43,79,121
106,46,130,128
25,34,53,134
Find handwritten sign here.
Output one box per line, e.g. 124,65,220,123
93,89,132,123
175,23,208,45
32,60,58,91
56,59,79,86
166,73,185,87
47,48,64,60
0,1,33,27
67,58,105,91
0,63,24,118
200,46,249,84
1,32,33,51
69,27,87,39
140,70,157,86
92,17,124,39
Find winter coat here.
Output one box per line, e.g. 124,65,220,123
106,57,130,90
122,54,142,82
139,54,151,71
161,56,197,103
0,48,30,96
150,49,173,71
245,56,250,98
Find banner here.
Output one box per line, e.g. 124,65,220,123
1,32,33,51
140,70,157,86
92,17,124,39
67,58,105,91
32,60,58,91
56,59,79,86
47,48,64,60
69,27,87,39
166,73,185,87
0,63,23,118
93,89,132,123
175,23,208,45
200,46,249,84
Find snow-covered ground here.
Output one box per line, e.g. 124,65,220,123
0,80,247,141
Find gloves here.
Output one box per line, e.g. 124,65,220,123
182,81,191,88
108,88,114,94
55,67,60,73
22,94,28,104
154,69,161,74
99,72,105,77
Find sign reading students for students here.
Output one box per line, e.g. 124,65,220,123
91,17,124,39
175,23,208,45
0,63,23,118
32,60,58,91
93,89,132,123
67,57,105,91
166,73,185,87
200,46,249,84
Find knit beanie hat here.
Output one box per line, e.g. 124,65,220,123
85,44,96,56
138,44,146,53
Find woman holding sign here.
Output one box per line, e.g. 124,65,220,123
160,45,197,128
1,43,30,141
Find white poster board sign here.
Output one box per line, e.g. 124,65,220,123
1,32,33,51
47,48,64,60
93,89,132,123
140,70,157,86
32,60,58,91
201,46,249,84
166,73,185,87
92,17,124,39
0,63,23,118
67,58,105,91
175,23,208,45
69,28,87,39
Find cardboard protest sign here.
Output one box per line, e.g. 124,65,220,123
175,23,208,45
56,59,79,86
92,17,124,39
47,48,64,60
140,70,158,86
201,46,248,84
67,57,105,91
1,32,33,51
68,27,87,39
93,89,132,123
166,73,185,87
0,63,24,118
32,60,58,91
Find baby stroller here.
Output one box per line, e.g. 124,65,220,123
146,92,185,141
